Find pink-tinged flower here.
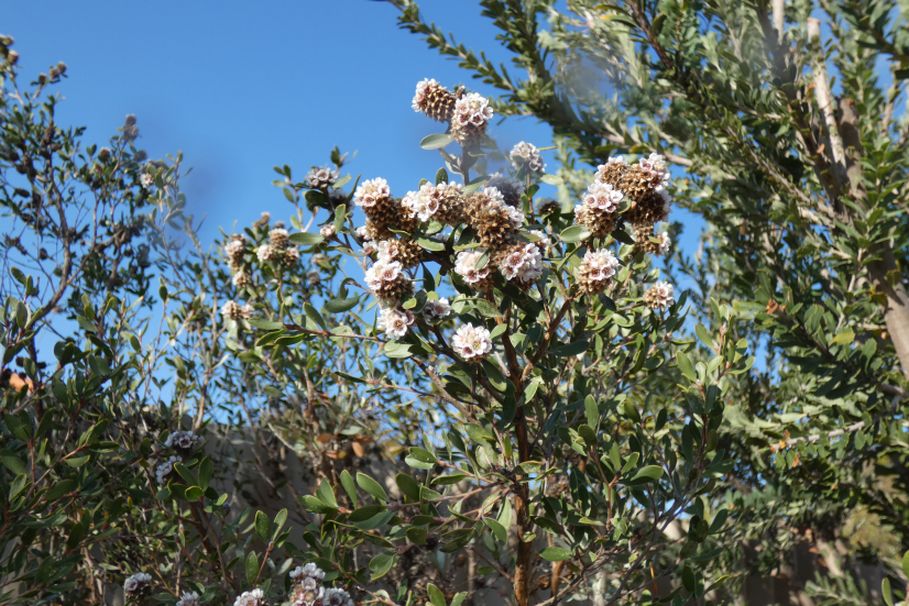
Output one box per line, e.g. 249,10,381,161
452,323,493,361
123,572,152,596
509,141,545,176
644,281,675,310
402,182,441,222
454,250,492,286
582,181,624,213
576,249,620,294
498,243,543,284
378,307,414,339
233,589,267,606
353,177,391,209
423,297,451,322
451,92,494,142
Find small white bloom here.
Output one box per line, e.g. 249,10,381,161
582,181,624,213
378,307,414,339
140,172,154,188
176,591,201,606
306,166,338,190
452,92,493,128
401,182,441,222
423,297,451,322
353,177,391,209
323,587,355,606
268,228,289,247
233,588,266,606
411,78,440,112
454,251,491,285
364,258,403,292
509,141,545,176
123,572,152,595
452,323,493,361
221,300,253,321
256,243,278,263
290,563,326,583
164,430,202,451
658,231,671,255
319,224,336,238
644,280,675,309
499,244,543,283
155,455,182,485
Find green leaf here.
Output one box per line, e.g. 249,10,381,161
289,232,324,246
831,328,854,345
369,553,396,580
356,472,388,502
324,297,359,313
629,465,663,483
316,479,338,509
383,341,412,359
254,510,270,540
245,551,259,585
0,454,26,475
540,546,572,561
420,133,454,150
427,583,446,606
559,224,590,243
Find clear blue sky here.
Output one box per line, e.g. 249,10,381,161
6,0,700,250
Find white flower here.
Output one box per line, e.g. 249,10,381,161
164,430,202,451
595,156,627,179
509,141,545,176
454,251,491,285
411,78,440,112
378,307,414,339
423,298,451,322
638,152,670,186
364,258,403,291
658,231,671,255
306,166,338,189
224,236,246,267
155,455,182,485
579,249,619,282
290,562,326,584
452,92,493,129
323,588,355,606
582,181,624,213
402,182,441,222
124,572,152,595
256,243,278,263
232,270,251,288
452,323,493,361
356,225,372,241
320,224,336,238
176,591,201,606
233,589,266,606
644,280,675,309
140,172,154,188
353,177,390,209
499,243,543,283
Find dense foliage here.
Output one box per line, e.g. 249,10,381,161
2,0,909,603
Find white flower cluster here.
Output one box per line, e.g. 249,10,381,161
498,243,543,283
306,166,338,190
353,177,391,209
658,231,671,255
401,182,440,222
123,572,152,596
454,251,492,286
254,225,299,267
644,280,675,309
155,454,182,485
378,307,414,339
224,235,246,269
452,323,493,361
638,152,671,188
483,186,524,228
288,563,354,606
163,430,202,452
576,249,620,294
450,92,493,143
364,258,408,294
233,588,267,606
580,181,624,214
423,297,451,322
176,591,201,606
509,141,545,176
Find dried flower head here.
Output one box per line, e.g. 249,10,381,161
221,300,253,321
233,589,267,606
644,281,675,310
576,249,620,294
224,235,246,268
232,270,251,288
123,572,152,596
256,243,278,263
378,307,414,339
509,141,545,177
411,78,458,122
269,228,289,247
465,187,524,251
281,246,301,266
376,238,423,268
452,323,493,361
353,178,391,210
450,92,493,143
254,212,271,229
306,166,339,190
454,250,492,288
364,258,413,304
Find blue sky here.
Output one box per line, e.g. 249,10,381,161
5,1,559,243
